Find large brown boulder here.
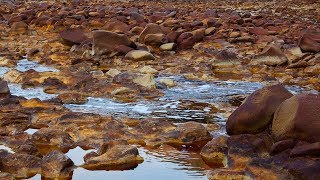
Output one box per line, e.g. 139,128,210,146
42,150,75,179
227,84,293,135
60,28,89,46
251,45,288,66
139,23,164,43
298,31,320,53
93,30,134,56
272,94,320,142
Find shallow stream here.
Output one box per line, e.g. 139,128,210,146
0,59,318,180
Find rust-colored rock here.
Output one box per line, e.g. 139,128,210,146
82,141,143,170
298,30,320,53
272,94,320,142
227,84,293,135
0,152,41,179
92,30,134,56
60,28,89,46
42,150,75,179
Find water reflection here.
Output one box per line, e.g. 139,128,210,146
72,146,209,180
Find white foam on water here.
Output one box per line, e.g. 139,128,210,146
0,144,14,153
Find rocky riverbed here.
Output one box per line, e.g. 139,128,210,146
0,0,319,179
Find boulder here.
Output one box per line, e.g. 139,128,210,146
252,45,288,66
60,29,89,46
160,43,177,51
290,142,320,157
82,141,143,170
0,153,41,179
139,23,164,43
93,30,134,56
0,80,10,98
158,78,176,87
227,84,293,135
125,50,155,61
113,72,156,89
164,121,212,148
42,150,75,179
298,30,320,53
32,128,76,154
200,136,228,168
139,66,158,74
10,21,28,34
132,73,156,89
144,33,168,46
272,94,320,142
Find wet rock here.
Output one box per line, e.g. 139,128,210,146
227,133,273,157
3,69,22,83
144,33,168,46
207,169,250,180
165,121,212,149
32,128,76,154
200,136,228,168
0,80,10,98
290,142,320,157
132,73,156,89
270,139,297,155
139,23,164,43
158,78,176,87
82,141,143,170
0,112,30,135
57,93,88,104
227,84,293,135
93,30,134,56
125,50,155,61
10,21,28,34
0,153,41,179
42,150,75,179
113,72,156,89
139,66,158,74
251,45,288,66
284,157,320,179
298,30,320,53
160,43,177,51
272,94,320,142
60,28,89,46
111,87,135,96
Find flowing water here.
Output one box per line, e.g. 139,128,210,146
1,59,318,180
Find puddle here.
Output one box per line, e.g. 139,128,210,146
24,129,39,135
72,146,209,180
66,147,96,166
8,84,57,100
16,59,59,72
